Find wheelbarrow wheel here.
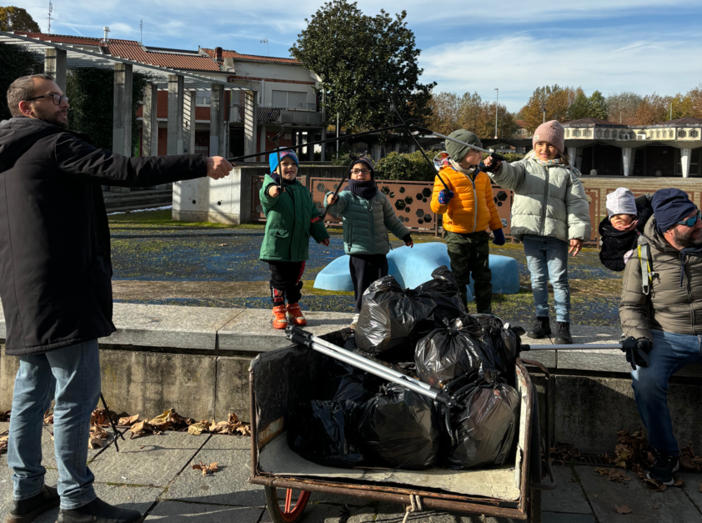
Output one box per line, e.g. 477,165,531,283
264,486,311,523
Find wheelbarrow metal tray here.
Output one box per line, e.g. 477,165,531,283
248,330,536,519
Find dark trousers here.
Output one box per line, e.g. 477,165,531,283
268,261,306,304
349,254,389,313
446,230,492,312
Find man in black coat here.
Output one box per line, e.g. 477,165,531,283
1,74,232,523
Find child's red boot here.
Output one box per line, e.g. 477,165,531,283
286,303,307,326
272,305,288,329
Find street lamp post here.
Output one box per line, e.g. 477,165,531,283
494,88,499,139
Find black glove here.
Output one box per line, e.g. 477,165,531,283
621,336,653,370
481,157,502,173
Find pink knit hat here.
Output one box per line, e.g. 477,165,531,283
533,120,565,154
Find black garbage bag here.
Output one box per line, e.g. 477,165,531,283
355,266,465,361
316,356,383,403
358,384,440,470
443,376,520,469
287,399,366,468
472,314,520,378
414,316,490,387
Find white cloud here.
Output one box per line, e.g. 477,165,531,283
420,33,702,111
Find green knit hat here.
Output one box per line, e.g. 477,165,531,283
446,129,482,163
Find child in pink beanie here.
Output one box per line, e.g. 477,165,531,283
484,120,591,344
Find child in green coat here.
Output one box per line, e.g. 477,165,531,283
260,150,330,329
325,157,413,328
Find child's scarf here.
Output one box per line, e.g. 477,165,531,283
449,159,477,179
348,179,378,200
526,149,563,167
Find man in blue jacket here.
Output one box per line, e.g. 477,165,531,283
1,74,232,523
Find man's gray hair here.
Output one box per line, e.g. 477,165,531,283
6,74,56,118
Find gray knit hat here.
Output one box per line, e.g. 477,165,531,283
446,129,482,163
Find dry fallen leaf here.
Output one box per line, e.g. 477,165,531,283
652,504,662,509
192,461,219,475
89,425,109,449
129,420,154,440
0,410,10,422
188,422,209,436
644,478,667,492
594,468,609,476
118,414,140,426
615,505,632,514
673,477,684,488
0,431,8,455
608,469,632,484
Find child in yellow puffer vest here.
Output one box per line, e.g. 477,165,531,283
430,129,505,312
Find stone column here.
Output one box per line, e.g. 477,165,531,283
141,83,158,157
167,74,184,155
621,147,633,177
243,90,258,161
183,90,195,154
567,147,577,168
209,84,224,157
113,63,133,157
681,148,692,178
44,48,67,92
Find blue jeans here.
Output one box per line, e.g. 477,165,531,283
7,340,101,510
522,235,570,323
631,330,702,456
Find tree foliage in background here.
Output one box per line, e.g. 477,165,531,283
634,94,669,126
0,42,39,120
375,150,435,181
589,91,609,120
0,6,40,32
520,85,575,133
291,0,435,133
66,68,148,155
606,92,642,124
426,91,518,139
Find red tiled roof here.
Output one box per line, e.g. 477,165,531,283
202,48,300,65
515,119,527,128
13,31,221,72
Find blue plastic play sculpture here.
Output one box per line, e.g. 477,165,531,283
313,242,520,302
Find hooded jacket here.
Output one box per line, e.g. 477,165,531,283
325,189,409,255
0,117,207,356
487,158,591,242
620,217,702,340
430,165,503,234
599,194,653,272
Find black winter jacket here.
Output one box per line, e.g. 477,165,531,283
0,117,207,356
598,195,653,272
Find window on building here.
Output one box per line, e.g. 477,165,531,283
196,94,211,106
272,90,309,109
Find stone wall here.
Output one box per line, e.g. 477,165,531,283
1,303,701,454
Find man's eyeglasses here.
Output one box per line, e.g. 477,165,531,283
676,210,702,228
24,93,69,105
351,169,371,175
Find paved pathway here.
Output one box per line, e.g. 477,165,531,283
2,424,701,522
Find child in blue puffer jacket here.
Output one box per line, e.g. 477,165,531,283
325,157,413,328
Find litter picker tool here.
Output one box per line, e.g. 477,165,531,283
99,392,125,452
409,124,507,162
271,126,285,192
226,124,407,164
314,153,359,223
387,96,450,192
286,326,456,407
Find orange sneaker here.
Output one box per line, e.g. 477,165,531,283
286,303,307,326
272,305,288,329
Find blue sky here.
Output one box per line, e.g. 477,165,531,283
18,0,702,112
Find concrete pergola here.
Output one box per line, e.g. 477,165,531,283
0,31,258,161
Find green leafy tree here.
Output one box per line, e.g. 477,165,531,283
0,42,39,120
291,0,435,133
588,90,609,120
0,6,40,32
669,92,694,119
520,85,574,133
375,150,435,181
66,68,148,155
427,91,517,139
566,88,589,121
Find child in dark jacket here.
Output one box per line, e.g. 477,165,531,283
259,150,330,329
599,188,653,272
325,157,413,328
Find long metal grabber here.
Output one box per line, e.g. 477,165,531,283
286,326,454,407
99,392,124,452
521,343,622,351
301,328,433,392
409,124,506,161
314,154,358,223
387,97,450,192
226,124,406,163
271,126,285,191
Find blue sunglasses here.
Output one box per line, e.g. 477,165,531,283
676,210,702,228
